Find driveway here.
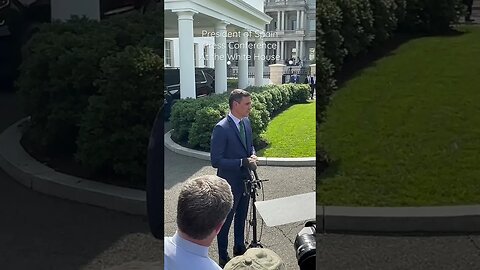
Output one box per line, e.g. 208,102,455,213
166,119,480,270
164,120,316,268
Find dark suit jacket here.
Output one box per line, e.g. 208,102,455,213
210,115,255,193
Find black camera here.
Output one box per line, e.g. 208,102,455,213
294,221,316,270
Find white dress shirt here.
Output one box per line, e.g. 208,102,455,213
164,232,221,270
228,112,243,132
228,112,256,167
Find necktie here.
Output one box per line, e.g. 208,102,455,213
239,120,246,148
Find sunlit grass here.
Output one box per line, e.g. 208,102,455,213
318,26,480,206
258,101,316,158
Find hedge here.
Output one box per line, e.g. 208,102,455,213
16,11,164,185
75,46,163,183
170,84,310,151
398,0,463,33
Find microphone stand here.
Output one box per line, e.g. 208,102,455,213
245,169,268,248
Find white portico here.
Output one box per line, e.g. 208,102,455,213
165,0,271,99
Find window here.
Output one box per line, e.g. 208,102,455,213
203,45,209,67
165,40,172,67
309,19,315,31
248,42,254,66
194,43,199,67
195,70,206,83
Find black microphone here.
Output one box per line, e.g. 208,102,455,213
253,169,259,180
242,158,257,171
248,161,257,171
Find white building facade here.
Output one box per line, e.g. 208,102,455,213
263,0,316,65
164,0,272,98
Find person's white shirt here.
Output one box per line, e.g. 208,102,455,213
164,231,222,270
228,112,243,132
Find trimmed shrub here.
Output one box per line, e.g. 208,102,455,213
76,46,163,183
369,0,399,44
394,0,408,24
317,53,336,123
17,17,118,154
337,0,375,57
289,83,311,103
170,84,309,151
17,11,164,156
170,93,228,142
318,0,346,70
227,79,239,89
188,104,228,150
398,0,463,33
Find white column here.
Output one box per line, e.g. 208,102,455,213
280,41,284,61
215,21,228,94
254,35,264,86
295,40,299,60
177,11,196,99
238,29,249,89
299,40,304,61
281,11,285,30
300,11,305,29
276,41,280,60
277,11,281,31
296,10,300,30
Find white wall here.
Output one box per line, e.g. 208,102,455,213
243,0,264,12
51,0,100,22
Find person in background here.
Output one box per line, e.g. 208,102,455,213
164,175,234,270
309,74,316,99
464,0,475,22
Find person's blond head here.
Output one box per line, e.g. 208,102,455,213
177,175,233,240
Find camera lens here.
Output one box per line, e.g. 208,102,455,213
294,224,316,270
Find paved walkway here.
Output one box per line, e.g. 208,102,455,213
163,122,316,269
0,92,161,270
318,233,480,270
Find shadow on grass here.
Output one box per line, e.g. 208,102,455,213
336,29,467,88
318,28,467,180
316,155,342,183
335,34,419,88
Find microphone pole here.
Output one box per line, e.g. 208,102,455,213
247,164,268,248
248,168,262,248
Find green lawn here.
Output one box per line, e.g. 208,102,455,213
258,101,316,158
318,26,480,206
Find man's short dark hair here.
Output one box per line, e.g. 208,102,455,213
177,175,233,240
229,89,251,109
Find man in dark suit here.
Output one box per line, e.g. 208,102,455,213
464,0,474,22
309,74,316,99
210,89,257,267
